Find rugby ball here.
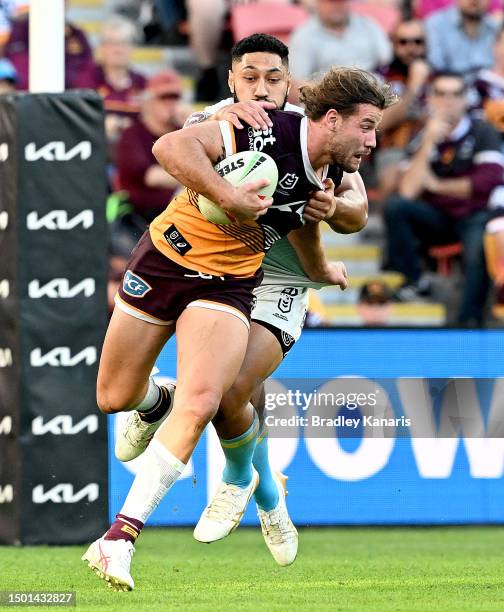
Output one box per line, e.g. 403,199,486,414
198,150,278,225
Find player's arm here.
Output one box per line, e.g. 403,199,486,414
152,122,271,221
287,223,348,288
303,172,368,234
184,101,275,131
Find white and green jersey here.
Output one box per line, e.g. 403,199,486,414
261,237,327,289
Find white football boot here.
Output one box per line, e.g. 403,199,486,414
193,469,259,543
257,472,298,566
82,537,135,591
115,383,175,462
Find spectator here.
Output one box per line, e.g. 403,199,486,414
75,15,147,156
115,70,187,234
414,0,501,19
0,0,27,51
384,72,504,326
289,0,392,86
425,0,499,79
472,27,504,137
376,19,431,201
0,57,17,93
356,279,393,326
473,27,504,318
4,2,95,90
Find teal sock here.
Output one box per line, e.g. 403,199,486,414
252,426,279,511
221,415,259,488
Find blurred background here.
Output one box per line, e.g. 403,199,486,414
3,0,504,328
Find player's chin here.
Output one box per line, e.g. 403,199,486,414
342,155,362,173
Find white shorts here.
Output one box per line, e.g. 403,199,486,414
251,283,308,355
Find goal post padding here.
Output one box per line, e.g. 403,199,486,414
0,91,109,544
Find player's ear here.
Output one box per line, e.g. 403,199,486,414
326,109,341,131
228,70,235,94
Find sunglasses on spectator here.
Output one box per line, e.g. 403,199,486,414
432,88,465,97
396,37,425,45
155,93,181,100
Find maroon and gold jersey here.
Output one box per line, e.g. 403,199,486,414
150,110,343,277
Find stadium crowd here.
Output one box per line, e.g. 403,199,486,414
1,0,504,326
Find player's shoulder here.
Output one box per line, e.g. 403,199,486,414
269,109,304,129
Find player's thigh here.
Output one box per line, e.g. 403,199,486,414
174,305,250,412
221,284,308,411
235,322,284,397
97,308,174,410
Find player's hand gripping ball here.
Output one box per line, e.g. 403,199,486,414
198,150,278,224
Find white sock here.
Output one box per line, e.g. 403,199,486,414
120,439,186,523
131,377,160,412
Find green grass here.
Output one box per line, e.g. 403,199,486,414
1,527,504,611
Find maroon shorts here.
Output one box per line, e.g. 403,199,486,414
115,232,263,329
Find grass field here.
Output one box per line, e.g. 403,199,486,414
1,527,504,611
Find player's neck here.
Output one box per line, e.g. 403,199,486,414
306,119,331,170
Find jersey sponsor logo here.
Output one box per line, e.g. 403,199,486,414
0,416,12,435
163,224,192,256
216,157,245,177
32,483,99,504
25,141,92,162
123,270,152,298
28,278,95,299
278,287,299,314
32,415,99,436
30,346,97,367
0,348,13,368
248,126,276,151
0,279,9,298
278,173,299,190
0,485,13,504
0,143,8,162
0,211,8,230
26,210,94,230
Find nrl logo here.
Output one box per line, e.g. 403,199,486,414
278,173,299,190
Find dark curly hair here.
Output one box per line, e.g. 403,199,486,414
231,33,289,67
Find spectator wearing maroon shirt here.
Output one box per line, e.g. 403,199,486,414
4,10,94,90
75,15,147,149
116,69,187,227
384,72,504,326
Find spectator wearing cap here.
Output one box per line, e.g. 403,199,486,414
425,0,499,79
289,0,392,89
115,70,189,230
75,15,147,160
0,58,18,93
4,3,95,90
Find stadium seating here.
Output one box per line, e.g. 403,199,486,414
230,3,309,43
